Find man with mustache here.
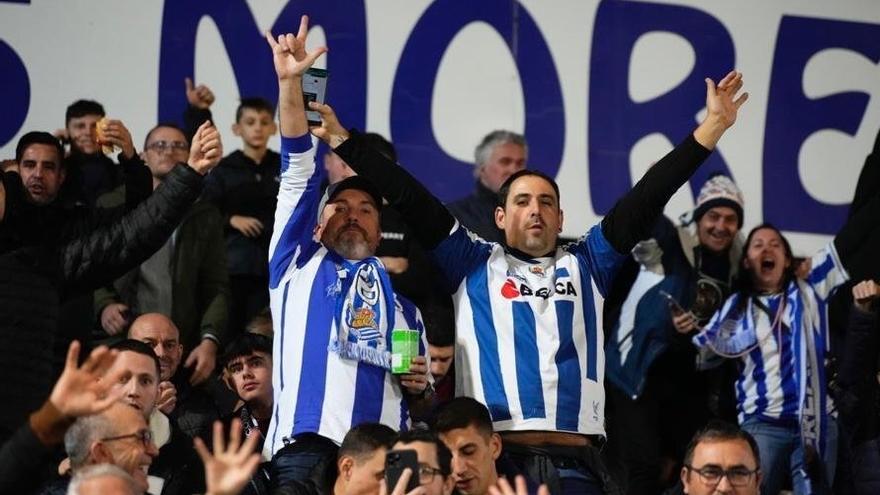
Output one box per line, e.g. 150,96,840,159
310,66,748,492
263,17,430,488
603,173,746,493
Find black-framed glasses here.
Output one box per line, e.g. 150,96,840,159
101,429,153,448
417,465,443,484
146,140,188,152
685,464,759,486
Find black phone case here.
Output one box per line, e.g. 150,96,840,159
385,449,420,493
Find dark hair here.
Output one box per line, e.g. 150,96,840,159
110,339,161,379
362,133,398,163
395,429,452,477
338,423,397,462
143,122,188,150
497,169,560,208
683,420,761,468
65,99,105,125
434,397,493,437
15,131,64,164
422,298,455,347
220,333,273,370
236,97,275,123
732,223,795,298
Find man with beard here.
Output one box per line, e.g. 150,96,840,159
263,18,430,488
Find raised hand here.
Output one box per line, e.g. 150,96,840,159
230,215,265,238
49,341,126,418
100,303,131,336
194,419,262,495
308,101,350,148
157,381,178,415
488,476,550,495
694,70,749,149
99,119,136,159
265,15,327,81
188,120,223,174
705,70,748,130
853,279,880,313
185,78,216,110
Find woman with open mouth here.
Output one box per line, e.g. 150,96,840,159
685,197,880,494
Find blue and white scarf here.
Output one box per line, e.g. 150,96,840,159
693,280,829,471
326,255,397,370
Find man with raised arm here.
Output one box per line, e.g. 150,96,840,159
263,17,430,487
309,72,748,493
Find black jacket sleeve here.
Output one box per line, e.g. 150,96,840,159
58,163,204,295
601,134,711,254
118,153,154,211
836,306,879,444
332,130,456,249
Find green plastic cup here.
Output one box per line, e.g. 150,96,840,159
391,328,419,374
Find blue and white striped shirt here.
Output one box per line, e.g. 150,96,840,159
432,223,625,436
696,243,848,423
264,136,426,458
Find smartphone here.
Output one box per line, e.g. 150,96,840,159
301,68,329,126
658,290,686,316
385,449,420,493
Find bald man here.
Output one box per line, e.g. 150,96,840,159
128,313,234,440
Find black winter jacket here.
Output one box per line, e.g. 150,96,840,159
0,164,205,442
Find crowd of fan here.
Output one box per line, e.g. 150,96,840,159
1,15,879,495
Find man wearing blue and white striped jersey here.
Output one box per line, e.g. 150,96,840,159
309,71,748,494
263,18,430,488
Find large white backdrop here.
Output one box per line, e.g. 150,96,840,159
2,0,879,253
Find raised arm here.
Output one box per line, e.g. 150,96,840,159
601,70,749,253
310,103,456,249
265,16,329,287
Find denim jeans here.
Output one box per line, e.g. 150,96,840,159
741,416,838,494
270,433,339,490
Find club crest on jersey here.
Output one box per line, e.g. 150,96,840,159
529,265,545,277
500,278,578,300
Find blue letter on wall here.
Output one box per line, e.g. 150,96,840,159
589,1,734,214
158,0,366,133
0,40,29,149
390,0,565,202
764,16,880,234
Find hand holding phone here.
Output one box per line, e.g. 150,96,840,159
659,290,685,316
302,68,329,126
385,449,420,494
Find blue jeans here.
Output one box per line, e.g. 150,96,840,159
741,416,838,494
270,434,339,489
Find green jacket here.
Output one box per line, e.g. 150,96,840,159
94,186,230,349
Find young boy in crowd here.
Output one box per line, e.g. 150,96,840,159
184,80,281,335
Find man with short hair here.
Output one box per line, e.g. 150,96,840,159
219,332,274,452
679,422,761,495
0,121,222,443
447,131,527,243
263,19,429,487
128,313,230,440
311,68,748,493
435,398,502,495
67,464,141,495
59,99,145,208
96,123,229,386
603,173,746,492
59,402,158,494
392,430,455,495
332,423,397,495
108,340,204,495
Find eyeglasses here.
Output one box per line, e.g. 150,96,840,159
685,465,759,486
146,140,188,152
101,429,153,448
417,466,443,484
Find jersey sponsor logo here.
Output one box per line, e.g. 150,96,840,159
500,278,578,300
